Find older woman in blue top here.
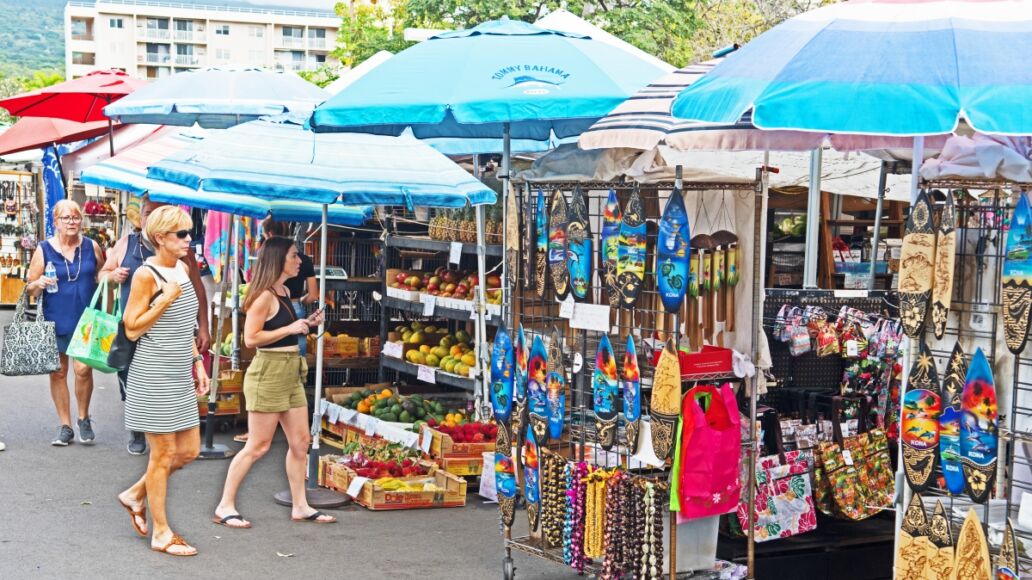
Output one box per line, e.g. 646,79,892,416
25,199,105,447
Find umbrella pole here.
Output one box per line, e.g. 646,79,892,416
475,203,490,420
868,163,888,291
910,136,924,203
275,203,348,508
501,122,511,327
231,214,241,371
802,148,822,289
199,225,235,460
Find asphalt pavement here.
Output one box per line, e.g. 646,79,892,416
0,309,571,580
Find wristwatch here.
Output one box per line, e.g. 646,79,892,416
193,355,204,364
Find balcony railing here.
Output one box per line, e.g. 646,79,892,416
307,37,328,50
71,33,95,41
174,30,206,43
138,27,171,41
138,53,172,65
174,54,200,66
275,61,304,72
279,36,305,48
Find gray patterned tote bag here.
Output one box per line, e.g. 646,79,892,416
2,290,60,376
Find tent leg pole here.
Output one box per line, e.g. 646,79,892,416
501,122,511,327
198,226,235,460
869,163,887,290
910,136,924,203
475,204,489,420
230,214,241,371
802,148,822,289
275,203,348,508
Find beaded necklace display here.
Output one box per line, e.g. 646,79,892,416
626,477,644,572
562,463,574,566
640,481,666,580
599,471,627,580
583,468,610,559
540,452,565,548
569,462,588,572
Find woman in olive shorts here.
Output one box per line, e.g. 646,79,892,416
212,237,335,527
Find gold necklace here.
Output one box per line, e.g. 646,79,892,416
583,468,611,559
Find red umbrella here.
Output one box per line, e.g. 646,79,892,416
0,117,113,156
0,69,147,155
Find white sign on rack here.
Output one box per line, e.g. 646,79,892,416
570,303,611,332
346,476,369,498
327,404,341,424
449,241,463,265
364,416,379,437
383,341,403,359
417,365,437,384
559,295,575,319
319,399,329,416
422,295,436,316
421,428,434,454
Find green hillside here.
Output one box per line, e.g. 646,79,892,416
0,0,65,77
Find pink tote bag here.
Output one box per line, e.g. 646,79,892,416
677,383,743,520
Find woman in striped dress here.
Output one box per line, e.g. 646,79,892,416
115,206,210,557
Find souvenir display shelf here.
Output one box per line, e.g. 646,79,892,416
0,170,41,305
499,176,765,579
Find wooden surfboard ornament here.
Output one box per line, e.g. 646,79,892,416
950,508,991,580
931,191,956,339
1002,190,1032,354
623,335,641,451
505,187,520,289
567,186,592,303
527,335,549,444
960,347,998,504
996,519,1019,580
896,492,931,580
523,429,541,533
490,324,514,424
534,188,548,298
511,325,528,445
600,189,622,308
617,186,646,308
898,190,936,338
592,335,619,450
657,188,691,314
650,339,681,460
926,500,955,580
902,343,942,492
548,189,570,301
941,342,967,495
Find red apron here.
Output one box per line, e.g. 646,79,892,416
677,383,742,519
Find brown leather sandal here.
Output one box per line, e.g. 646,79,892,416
151,534,197,557
118,497,147,537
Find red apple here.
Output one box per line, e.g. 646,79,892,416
395,272,409,284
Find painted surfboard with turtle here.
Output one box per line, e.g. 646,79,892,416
548,189,570,302
940,342,967,495
567,187,592,303
657,189,691,313
600,189,622,308
617,188,646,308
593,334,619,450
1003,191,1032,354
490,324,514,423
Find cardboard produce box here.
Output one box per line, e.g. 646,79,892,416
422,425,496,458
320,456,467,510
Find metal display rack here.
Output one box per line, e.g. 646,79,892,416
499,174,766,579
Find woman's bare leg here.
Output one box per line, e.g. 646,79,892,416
213,411,281,527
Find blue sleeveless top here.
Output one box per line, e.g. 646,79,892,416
41,237,99,337
117,232,154,308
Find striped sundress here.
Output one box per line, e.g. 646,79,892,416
124,260,200,434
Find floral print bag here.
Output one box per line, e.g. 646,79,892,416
736,449,819,542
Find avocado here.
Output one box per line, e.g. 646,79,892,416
399,411,412,423
381,412,398,422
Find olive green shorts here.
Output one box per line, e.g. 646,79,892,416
243,350,308,413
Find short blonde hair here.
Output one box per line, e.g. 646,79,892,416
52,199,82,220
144,205,192,245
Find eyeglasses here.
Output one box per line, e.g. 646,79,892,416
166,229,190,239
58,215,82,223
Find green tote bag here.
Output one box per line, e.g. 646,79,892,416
67,279,120,374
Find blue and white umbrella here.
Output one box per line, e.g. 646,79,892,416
147,116,496,208
104,67,328,129
670,0,1032,137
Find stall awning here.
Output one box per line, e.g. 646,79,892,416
80,130,373,226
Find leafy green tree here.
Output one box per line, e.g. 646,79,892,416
21,69,64,91
333,1,415,68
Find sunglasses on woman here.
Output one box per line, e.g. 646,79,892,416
167,229,190,239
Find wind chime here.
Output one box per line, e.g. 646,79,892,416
711,192,740,341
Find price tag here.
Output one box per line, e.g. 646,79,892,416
341,407,357,423
845,340,859,358
364,417,379,436
570,303,611,332
383,341,403,359
327,404,341,424
411,258,423,270
559,296,575,319
842,449,854,466
421,428,434,454
449,241,463,265
418,364,437,384
470,307,478,320
468,366,477,379
319,399,329,416
346,476,369,498
422,295,436,316
834,289,869,298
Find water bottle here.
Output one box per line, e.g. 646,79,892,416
44,261,58,294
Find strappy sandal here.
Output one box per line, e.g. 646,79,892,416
118,497,147,537
211,514,251,529
291,510,337,524
151,534,197,557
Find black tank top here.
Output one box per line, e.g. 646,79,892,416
261,290,299,349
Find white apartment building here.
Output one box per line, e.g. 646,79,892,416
65,0,341,79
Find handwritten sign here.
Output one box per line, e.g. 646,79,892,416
422,295,436,316
383,341,403,359
421,428,434,454
449,242,463,265
570,303,611,332
417,365,437,384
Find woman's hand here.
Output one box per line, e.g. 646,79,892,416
195,369,211,397
306,308,324,328
288,319,310,335
158,280,182,303
32,277,57,292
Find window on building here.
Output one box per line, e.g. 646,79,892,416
72,51,95,65
109,18,123,29
313,54,326,64
71,19,87,36
249,25,264,38
282,26,303,38
216,48,231,61
175,20,193,32
215,24,230,36
291,50,304,62
309,28,326,39
176,44,193,56
146,18,169,30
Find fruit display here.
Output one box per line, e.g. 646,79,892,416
429,421,498,442
428,203,503,244
343,387,466,425
333,440,431,479
389,267,502,304
391,322,480,377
